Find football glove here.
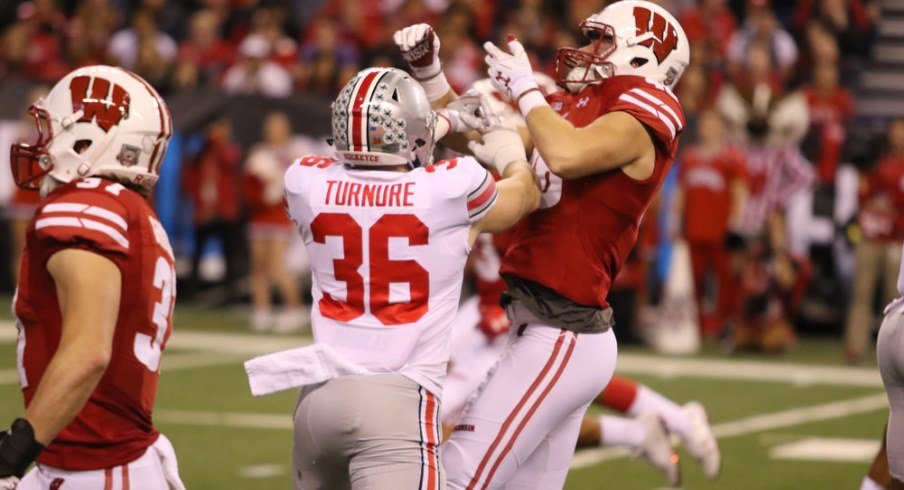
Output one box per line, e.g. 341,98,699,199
0,477,18,490
483,38,543,115
435,91,502,139
393,24,441,79
477,304,511,341
0,419,44,480
467,126,527,175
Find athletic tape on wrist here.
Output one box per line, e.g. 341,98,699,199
414,70,452,102
517,89,548,116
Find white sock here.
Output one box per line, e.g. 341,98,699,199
859,476,885,490
629,386,691,438
600,415,647,450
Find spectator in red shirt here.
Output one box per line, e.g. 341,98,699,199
175,10,236,89
802,61,853,184
793,0,877,57
182,117,245,299
680,0,737,64
844,119,904,363
675,109,749,337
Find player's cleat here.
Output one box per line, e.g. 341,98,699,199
636,412,681,487
682,401,721,479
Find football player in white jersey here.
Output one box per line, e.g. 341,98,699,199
878,245,904,489
279,66,539,489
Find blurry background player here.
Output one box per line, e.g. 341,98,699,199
0,66,184,489
251,66,539,489
243,111,310,333
845,118,904,364
673,108,748,339
395,1,693,487
878,243,904,489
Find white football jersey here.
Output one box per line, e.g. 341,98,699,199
284,154,498,396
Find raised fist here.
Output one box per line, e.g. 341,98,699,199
393,24,441,78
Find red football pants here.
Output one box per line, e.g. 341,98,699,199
688,241,732,335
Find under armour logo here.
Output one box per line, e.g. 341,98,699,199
50,478,66,489
494,72,512,92
576,97,590,108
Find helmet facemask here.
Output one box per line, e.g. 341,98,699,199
410,109,437,168
10,104,55,190
555,21,617,93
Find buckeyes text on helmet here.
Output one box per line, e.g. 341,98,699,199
555,0,690,93
10,65,173,192
331,67,437,168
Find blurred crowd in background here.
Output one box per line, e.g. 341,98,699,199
0,0,901,363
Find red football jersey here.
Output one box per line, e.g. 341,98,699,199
501,76,685,309
14,177,176,470
679,145,746,243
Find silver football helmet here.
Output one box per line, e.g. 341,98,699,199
331,67,437,168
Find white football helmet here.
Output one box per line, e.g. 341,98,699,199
331,67,437,168
555,0,690,92
11,65,172,191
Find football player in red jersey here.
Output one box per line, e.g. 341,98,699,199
1,66,184,490
396,1,693,486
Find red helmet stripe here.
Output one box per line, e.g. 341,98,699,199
349,70,380,152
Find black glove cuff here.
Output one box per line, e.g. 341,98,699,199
0,418,44,477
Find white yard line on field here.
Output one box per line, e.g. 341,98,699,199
151,393,887,469
0,351,247,386
156,409,293,430
616,354,882,388
0,325,884,388
0,322,15,342
569,392,888,469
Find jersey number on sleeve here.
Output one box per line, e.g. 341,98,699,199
311,212,429,325
134,256,175,372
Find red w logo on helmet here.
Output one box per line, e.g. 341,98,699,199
633,7,679,64
69,75,131,133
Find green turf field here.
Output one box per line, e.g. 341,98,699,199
0,299,889,489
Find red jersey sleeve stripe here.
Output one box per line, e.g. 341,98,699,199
630,88,684,131
617,93,676,140
468,187,498,220
468,173,497,209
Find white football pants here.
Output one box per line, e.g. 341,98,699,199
443,301,618,489
879,299,904,482
18,434,185,490
442,297,509,427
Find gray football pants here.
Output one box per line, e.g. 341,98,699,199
879,301,904,482
293,374,445,490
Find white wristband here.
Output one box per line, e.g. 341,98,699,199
517,89,548,117
416,71,452,102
